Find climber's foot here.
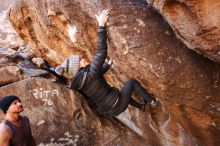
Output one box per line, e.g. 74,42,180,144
150,98,157,108
144,98,157,108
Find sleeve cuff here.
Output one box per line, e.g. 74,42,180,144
98,26,105,29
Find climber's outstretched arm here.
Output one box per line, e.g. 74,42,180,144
89,10,110,78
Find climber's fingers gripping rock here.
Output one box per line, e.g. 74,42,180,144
95,9,110,27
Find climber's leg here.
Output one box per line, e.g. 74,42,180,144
106,79,156,116
129,97,143,109
121,79,156,103
106,84,144,116
119,79,147,109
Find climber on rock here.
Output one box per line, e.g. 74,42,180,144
0,95,36,146
54,9,158,116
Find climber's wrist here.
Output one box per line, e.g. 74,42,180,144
98,23,105,27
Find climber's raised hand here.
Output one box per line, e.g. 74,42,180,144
95,9,110,27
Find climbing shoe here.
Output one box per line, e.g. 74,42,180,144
150,98,157,108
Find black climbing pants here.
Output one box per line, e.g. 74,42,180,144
107,79,154,116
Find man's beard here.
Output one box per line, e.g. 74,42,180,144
17,106,24,113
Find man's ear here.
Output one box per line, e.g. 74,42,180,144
55,66,64,76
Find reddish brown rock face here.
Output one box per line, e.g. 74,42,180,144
147,0,220,63
4,0,220,145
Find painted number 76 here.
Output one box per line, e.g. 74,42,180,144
43,99,54,106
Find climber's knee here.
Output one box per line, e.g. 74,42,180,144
126,79,137,84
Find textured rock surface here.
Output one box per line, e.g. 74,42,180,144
0,0,24,49
0,0,15,10
4,0,220,145
146,0,220,63
0,48,48,86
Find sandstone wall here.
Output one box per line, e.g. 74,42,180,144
147,0,220,63
2,0,220,145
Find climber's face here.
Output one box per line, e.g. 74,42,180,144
80,58,89,68
7,99,24,114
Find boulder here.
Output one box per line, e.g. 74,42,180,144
0,48,49,86
146,0,220,63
